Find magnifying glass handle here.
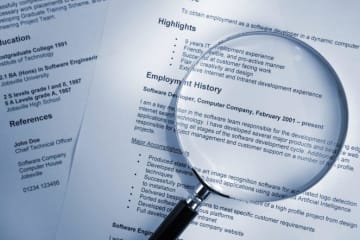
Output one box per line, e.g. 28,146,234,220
149,184,211,240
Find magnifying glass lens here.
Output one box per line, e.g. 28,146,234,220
175,32,347,202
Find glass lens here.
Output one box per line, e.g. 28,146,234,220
175,32,348,202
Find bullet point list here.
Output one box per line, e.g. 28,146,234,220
169,37,178,68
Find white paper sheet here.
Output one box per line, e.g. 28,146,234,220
56,1,360,239
0,1,108,239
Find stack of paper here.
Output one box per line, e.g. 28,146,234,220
1,0,359,239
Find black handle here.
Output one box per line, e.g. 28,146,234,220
149,199,197,240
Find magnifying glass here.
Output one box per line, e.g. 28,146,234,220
149,31,348,240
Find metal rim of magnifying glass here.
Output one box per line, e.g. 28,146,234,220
174,30,349,201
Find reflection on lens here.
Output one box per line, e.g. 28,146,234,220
175,32,347,202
